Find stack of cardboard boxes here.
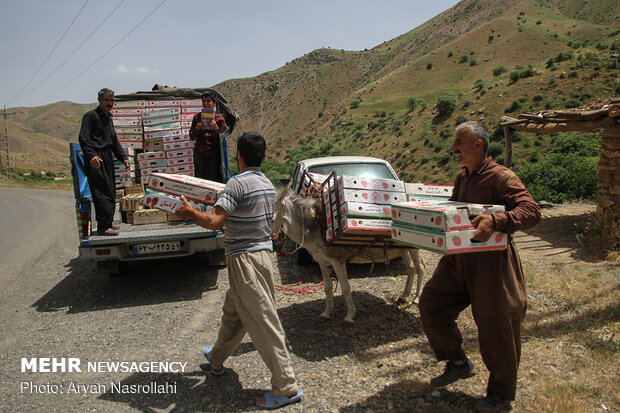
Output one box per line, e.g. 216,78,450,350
391,199,508,254
323,175,407,244
144,172,225,222
111,101,144,189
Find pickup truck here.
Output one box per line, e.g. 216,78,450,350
70,143,226,274
287,155,401,263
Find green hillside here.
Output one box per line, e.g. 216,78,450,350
3,0,619,188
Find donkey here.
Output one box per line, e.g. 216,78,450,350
272,186,425,323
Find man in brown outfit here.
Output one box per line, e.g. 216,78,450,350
419,121,541,412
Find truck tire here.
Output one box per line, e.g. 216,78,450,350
296,248,314,265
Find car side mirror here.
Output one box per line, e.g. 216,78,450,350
279,178,291,186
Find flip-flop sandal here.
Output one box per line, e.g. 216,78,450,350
256,388,303,409
202,346,225,376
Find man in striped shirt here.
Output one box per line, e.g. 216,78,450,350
176,132,302,409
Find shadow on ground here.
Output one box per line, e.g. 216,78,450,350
278,290,424,361
32,255,222,314
341,378,480,412
97,368,267,412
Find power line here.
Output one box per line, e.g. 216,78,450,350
7,0,89,106
11,0,125,105
38,0,168,105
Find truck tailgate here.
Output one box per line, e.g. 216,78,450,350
81,222,219,246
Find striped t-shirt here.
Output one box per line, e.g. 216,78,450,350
215,167,275,256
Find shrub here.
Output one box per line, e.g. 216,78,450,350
493,65,508,76
505,100,522,113
488,35,494,42
349,99,360,109
533,94,544,102
576,211,620,256
427,63,433,70
448,51,453,58
436,92,457,117
509,71,520,82
536,20,542,25
469,59,477,66
459,54,468,64
473,78,486,90
487,142,504,158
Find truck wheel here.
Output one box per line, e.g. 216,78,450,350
296,248,314,265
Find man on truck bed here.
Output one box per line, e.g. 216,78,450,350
175,132,302,409
189,92,226,182
78,88,130,236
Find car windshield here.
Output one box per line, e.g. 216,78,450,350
307,162,396,180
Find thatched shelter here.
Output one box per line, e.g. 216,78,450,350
501,97,620,217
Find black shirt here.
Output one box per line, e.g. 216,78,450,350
78,106,127,164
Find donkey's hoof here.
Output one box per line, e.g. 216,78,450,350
320,311,332,320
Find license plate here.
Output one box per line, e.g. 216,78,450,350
132,241,182,255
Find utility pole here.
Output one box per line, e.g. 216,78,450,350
3,105,16,180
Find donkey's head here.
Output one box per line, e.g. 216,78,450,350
272,184,320,247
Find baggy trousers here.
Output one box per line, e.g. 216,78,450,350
210,250,298,396
86,148,116,231
194,152,222,182
419,240,527,400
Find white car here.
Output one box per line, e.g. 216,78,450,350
285,156,401,263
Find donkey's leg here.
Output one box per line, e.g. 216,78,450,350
398,250,426,307
332,260,356,323
317,261,335,320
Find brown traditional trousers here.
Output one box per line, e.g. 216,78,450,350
419,239,527,400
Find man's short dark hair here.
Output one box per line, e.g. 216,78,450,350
201,92,215,101
456,121,490,153
98,88,114,100
237,132,266,167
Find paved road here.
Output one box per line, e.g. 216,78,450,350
0,188,226,412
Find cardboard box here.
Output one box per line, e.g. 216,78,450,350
338,175,405,192
143,122,182,133
140,167,169,176
124,184,145,196
163,134,189,143
164,141,193,151
143,189,211,213
391,200,505,232
182,106,201,114
405,183,453,198
181,99,202,107
339,201,393,219
120,141,143,149
114,100,145,108
138,158,168,169
181,114,195,121
144,139,164,152
339,217,391,236
166,156,193,167
132,209,167,225
111,108,144,116
121,146,135,156
115,126,143,134
137,151,165,161
391,222,507,254
142,114,181,126
168,164,195,174
166,212,184,222
182,129,190,140
148,173,225,205
142,107,181,117
166,148,193,158
117,133,143,142
144,129,182,140
325,188,407,205
115,171,136,180
406,194,450,202
112,117,142,127
145,100,181,107
181,121,192,129
114,163,135,173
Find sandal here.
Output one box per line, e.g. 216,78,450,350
256,388,303,409
202,346,225,376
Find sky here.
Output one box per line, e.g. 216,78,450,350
0,0,460,108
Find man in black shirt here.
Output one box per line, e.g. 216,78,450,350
78,88,130,236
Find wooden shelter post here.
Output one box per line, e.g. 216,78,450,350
503,126,514,169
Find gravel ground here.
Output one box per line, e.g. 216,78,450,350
1,190,617,412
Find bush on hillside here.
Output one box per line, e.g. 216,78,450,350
517,133,600,203
493,65,508,76
349,99,360,109
436,92,457,117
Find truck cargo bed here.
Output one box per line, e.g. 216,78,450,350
82,221,219,246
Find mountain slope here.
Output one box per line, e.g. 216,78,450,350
4,0,619,184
